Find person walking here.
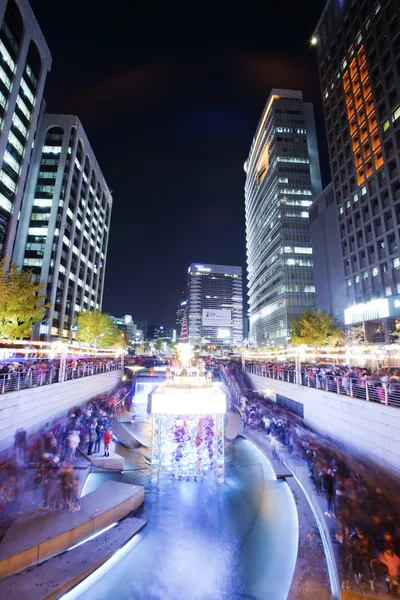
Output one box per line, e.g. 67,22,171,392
94,422,101,454
87,426,96,456
103,428,112,457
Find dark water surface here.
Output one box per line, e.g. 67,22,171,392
69,433,298,600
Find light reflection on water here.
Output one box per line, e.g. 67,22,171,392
78,437,298,600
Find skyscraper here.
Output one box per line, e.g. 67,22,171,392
187,263,243,347
13,114,112,340
244,89,322,347
309,183,347,324
0,0,51,258
313,0,400,342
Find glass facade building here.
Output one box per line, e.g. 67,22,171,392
13,114,112,340
187,263,243,347
244,89,322,347
0,0,51,259
313,0,400,342
309,182,347,324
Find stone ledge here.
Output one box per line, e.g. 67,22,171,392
0,480,144,578
0,516,146,600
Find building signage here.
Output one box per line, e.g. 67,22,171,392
344,298,391,325
202,309,231,327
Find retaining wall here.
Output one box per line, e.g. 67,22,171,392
0,370,122,453
248,373,400,479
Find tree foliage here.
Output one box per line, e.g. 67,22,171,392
155,337,164,351
0,259,47,339
289,309,343,347
76,310,122,348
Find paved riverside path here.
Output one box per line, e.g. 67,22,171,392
0,480,144,577
0,516,146,600
244,427,393,600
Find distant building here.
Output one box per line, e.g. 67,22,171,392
135,320,147,340
176,299,187,328
187,263,243,347
309,183,347,324
13,114,112,340
110,314,137,345
0,0,52,259
244,89,322,347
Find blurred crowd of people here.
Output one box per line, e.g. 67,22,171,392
246,361,400,404
0,385,128,527
226,360,400,595
0,356,121,391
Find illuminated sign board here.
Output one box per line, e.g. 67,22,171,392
344,298,389,325
202,309,231,327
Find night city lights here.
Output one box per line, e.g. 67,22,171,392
0,0,399,599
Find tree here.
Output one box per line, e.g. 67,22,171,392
289,309,344,347
344,325,365,345
76,310,121,348
0,259,48,339
155,337,164,351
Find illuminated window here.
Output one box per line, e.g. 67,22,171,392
393,107,400,122
361,185,367,196
386,286,392,296
363,271,368,279
339,205,344,214
393,258,400,269
256,142,269,184
347,279,352,286
342,42,384,186
355,275,360,283
372,267,378,276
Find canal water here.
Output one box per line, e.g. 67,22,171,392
70,433,298,600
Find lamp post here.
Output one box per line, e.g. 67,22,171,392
94,333,104,352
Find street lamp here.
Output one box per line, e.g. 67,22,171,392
94,333,104,350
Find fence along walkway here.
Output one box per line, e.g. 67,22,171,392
245,364,400,408
0,362,121,395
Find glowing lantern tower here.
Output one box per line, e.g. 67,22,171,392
149,350,226,484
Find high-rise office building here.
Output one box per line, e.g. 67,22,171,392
244,89,322,347
313,0,400,342
309,182,347,324
13,114,112,340
176,298,187,337
187,263,243,347
0,0,51,258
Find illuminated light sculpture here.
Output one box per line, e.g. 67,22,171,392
176,342,193,367
149,379,226,484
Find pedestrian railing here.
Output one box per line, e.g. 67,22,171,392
0,362,122,394
245,364,400,407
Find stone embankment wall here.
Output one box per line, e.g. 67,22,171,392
248,374,400,479
0,370,122,453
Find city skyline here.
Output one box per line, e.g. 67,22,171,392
28,0,329,326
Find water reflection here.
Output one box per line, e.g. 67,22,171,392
77,437,298,600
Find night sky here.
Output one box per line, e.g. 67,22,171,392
30,0,330,327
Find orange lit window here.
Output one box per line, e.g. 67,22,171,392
342,41,384,186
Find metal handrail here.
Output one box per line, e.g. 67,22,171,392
0,362,122,395
245,364,400,407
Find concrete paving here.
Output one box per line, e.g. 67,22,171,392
0,480,144,577
0,516,146,600
111,417,140,449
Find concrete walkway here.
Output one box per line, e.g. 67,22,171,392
245,427,393,600
0,480,144,577
0,515,146,600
